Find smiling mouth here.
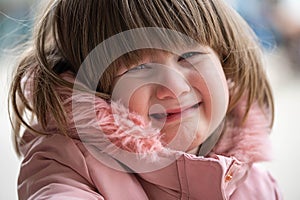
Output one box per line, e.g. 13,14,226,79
149,102,201,121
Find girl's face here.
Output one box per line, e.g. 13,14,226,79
111,45,228,153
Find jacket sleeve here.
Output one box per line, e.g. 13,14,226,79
230,164,283,200
18,134,104,200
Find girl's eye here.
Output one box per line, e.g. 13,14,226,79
127,64,151,73
115,63,152,77
178,52,200,62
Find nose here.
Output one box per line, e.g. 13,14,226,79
155,66,191,100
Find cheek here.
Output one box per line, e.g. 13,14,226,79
111,77,153,121
128,87,152,120
191,61,229,134
189,73,212,121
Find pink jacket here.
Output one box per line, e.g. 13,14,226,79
18,76,282,199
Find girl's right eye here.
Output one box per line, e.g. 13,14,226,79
127,64,151,73
114,64,151,78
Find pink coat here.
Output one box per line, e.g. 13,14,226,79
18,76,282,199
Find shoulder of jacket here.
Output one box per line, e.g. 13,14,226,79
20,133,92,178
230,164,283,199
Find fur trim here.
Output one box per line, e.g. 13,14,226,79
212,97,273,163
64,91,165,162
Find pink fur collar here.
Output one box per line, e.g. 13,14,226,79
211,98,273,163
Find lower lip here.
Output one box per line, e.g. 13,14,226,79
164,103,201,123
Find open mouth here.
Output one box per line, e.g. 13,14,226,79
149,102,201,121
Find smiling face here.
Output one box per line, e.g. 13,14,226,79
111,45,228,153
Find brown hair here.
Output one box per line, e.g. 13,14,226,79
9,0,274,156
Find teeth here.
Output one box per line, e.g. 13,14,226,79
150,113,167,120
149,103,200,120
192,103,200,108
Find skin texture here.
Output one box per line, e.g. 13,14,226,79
111,45,228,153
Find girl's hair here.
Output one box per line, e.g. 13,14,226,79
9,0,274,156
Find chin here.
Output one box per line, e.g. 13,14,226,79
161,121,208,152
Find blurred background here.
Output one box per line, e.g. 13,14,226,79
1,0,299,199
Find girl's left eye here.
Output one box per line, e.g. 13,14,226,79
178,52,200,61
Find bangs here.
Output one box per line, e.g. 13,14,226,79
93,0,230,93
101,0,222,50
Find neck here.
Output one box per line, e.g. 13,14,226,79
186,145,201,156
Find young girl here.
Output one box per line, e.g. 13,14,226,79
10,0,282,199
